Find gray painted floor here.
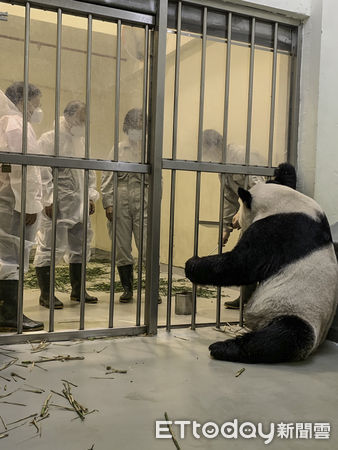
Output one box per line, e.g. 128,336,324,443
0,328,337,450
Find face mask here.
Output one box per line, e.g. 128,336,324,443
128,129,142,143
202,146,221,163
71,124,85,137
30,107,44,124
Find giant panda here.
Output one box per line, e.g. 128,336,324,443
185,171,338,363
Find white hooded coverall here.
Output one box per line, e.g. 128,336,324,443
101,141,147,267
33,117,99,267
0,90,43,279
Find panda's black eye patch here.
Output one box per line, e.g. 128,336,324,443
238,187,252,209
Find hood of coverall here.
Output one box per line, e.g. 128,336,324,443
0,89,21,118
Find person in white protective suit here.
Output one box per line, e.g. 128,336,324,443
33,101,99,309
101,108,161,304
202,129,265,310
0,82,44,332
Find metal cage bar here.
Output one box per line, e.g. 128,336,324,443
48,7,62,332
8,0,155,25
268,22,278,168
191,6,207,331
144,0,167,335
17,2,31,334
244,17,256,166
166,0,182,332
136,24,149,327
79,13,92,330
215,11,232,328
108,19,121,329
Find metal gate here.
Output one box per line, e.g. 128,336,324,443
0,0,301,344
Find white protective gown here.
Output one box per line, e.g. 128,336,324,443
33,117,99,267
0,90,43,279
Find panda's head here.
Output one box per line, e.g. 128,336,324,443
237,183,322,232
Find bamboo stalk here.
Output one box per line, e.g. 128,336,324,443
164,412,181,450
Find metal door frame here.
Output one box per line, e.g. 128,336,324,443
0,0,302,343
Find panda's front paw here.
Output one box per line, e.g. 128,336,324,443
209,339,240,362
185,256,201,283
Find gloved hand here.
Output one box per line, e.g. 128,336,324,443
45,204,53,219
222,229,231,246
232,213,241,229
25,213,37,225
89,200,95,215
105,206,113,222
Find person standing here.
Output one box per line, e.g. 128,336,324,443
101,108,161,304
202,129,265,309
0,82,44,331
33,101,99,309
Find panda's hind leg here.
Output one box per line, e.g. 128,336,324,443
209,315,315,363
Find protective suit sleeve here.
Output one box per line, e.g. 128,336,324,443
89,170,100,202
101,169,114,209
38,133,54,206
222,181,240,231
6,121,42,214
100,147,114,209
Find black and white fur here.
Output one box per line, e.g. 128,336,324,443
185,178,338,363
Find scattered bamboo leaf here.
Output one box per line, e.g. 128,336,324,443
105,367,127,374
40,393,52,418
30,418,40,434
7,413,38,426
61,379,78,388
90,377,115,380
23,384,45,393
0,401,27,406
22,355,84,365
0,375,11,382
0,359,18,371
0,415,7,430
11,372,26,381
0,389,19,399
235,368,246,378
164,412,181,450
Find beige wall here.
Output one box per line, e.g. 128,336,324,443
161,32,291,267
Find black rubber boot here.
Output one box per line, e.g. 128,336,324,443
117,265,134,303
224,296,240,309
35,266,64,309
224,284,257,309
0,280,44,332
69,263,98,303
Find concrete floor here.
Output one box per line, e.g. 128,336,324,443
18,286,240,332
0,328,337,450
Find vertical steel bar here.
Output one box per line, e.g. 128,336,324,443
108,19,121,329
268,22,278,168
49,8,62,332
191,6,207,331
222,12,232,164
79,14,92,330
240,17,256,328
244,17,256,166
17,2,30,334
166,0,182,332
144,0,167,334
136,24,149,327
287,26,301,168
216,12,232,328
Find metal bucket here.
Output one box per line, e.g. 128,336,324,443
175,292,193,315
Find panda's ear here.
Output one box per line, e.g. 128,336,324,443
238,187,252,209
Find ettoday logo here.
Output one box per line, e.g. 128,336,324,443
155,419,331,445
